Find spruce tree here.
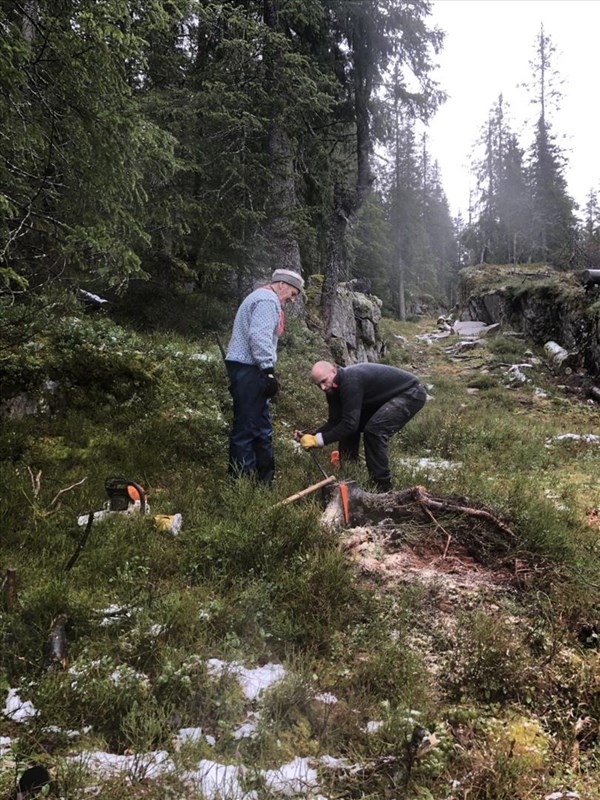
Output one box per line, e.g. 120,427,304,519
526,25,577,267
0,0,178,291
319,0,444,332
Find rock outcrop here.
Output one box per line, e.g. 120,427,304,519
306,277,385,365
459,264,600,375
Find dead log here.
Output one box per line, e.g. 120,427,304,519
544,340,578,371
322,482,516,541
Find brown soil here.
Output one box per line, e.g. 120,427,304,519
340,519,521,597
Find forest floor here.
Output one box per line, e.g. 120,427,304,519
2,304,600,800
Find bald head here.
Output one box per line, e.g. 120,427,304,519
311,360,337,392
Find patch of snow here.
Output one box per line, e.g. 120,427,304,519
319,754,348,769
3,689,38,722
109,666,149,687
69,749,175,781
233,720,259,740
148,623,165,636
79,289,108,305
545,433,600,446
207,659,286,701
262,756,321,798
44,725,91,738
365,720,384,733
181,760,255,800
174,727,205,747
415,332,452,344
69,745,342,800
0,736,12,755
543,489,568,511
397,456,462,478
98,605,132,625
506,364,532,383
314,692,338,705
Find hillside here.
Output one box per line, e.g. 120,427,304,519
2,294,600,800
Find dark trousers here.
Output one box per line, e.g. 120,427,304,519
226,361,275,486
339,387,426,490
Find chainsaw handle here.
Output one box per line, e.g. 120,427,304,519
105,477,147,514
128,480,146,514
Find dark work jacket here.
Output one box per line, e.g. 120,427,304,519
316,363,422,445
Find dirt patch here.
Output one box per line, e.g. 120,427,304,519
324,483,535,608
340,523,518,597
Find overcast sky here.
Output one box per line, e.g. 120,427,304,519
425,0,600,220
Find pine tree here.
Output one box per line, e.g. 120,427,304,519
526,25,577,267
464,94,533,267
348,192,394,306
423,158,455,304
137,0,337,300
497,133,530,264
319,0,444,332
581,190,600,267
0,1,178,291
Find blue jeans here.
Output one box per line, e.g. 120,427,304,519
226,361,275,486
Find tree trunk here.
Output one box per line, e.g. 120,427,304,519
322,183,353,333
259,0,303,281
263,124,303,276
397,252,406,321
22,0,38,42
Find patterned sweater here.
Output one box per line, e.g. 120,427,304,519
225,287,281,370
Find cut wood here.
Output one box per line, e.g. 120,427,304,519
322,482,516,541
544,340,578,371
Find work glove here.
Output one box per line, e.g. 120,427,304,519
262,368,279,399
300,434,320,450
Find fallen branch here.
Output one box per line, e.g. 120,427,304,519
406,485,516,539
27,466,42,499
50,476,87,508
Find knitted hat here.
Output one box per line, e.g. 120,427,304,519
271,269,304,292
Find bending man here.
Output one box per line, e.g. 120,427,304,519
226,269,304,486
298,360,426,492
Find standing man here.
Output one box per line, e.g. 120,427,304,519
297,360,426,492
226,269,304,486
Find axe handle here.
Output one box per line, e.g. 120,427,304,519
275,475,336,507
308,449,330,480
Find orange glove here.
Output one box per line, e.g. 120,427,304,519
300,434,319,450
